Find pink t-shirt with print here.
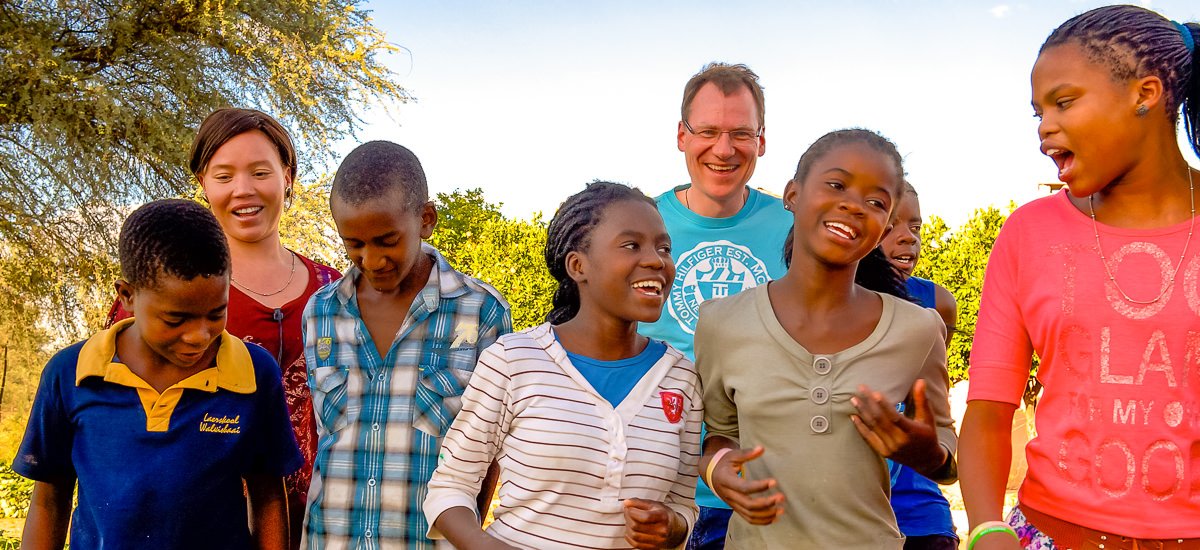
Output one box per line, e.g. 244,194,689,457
969,190,1200,539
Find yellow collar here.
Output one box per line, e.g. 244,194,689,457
76,318,256,394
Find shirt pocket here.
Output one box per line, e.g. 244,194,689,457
412,345,477,438
311,365,353,434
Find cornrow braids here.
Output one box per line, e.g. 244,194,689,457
1042,5,1200,156
119,199,230,290
783,128,906,267
544,181,657,325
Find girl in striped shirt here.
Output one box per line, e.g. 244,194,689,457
425,181,702,550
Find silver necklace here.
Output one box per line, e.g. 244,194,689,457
232,250,297,297
1089,168,1195,305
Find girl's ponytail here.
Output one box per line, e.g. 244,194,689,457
1182,21,1199,158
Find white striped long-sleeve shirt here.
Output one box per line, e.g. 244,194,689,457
424,323,702,549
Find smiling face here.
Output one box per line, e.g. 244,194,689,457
570,199,675,324
677,82,765,207
879,190,922,277
1032,42,1144,197
198,130,293,245
119,273,229,370
784,142,901,269
331,190,436,294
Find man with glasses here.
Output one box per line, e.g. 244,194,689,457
639,62,791,550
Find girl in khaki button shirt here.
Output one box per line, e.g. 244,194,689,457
696,129,957,549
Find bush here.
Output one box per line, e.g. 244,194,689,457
0,462,32,519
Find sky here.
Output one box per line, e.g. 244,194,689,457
338,0,1200,228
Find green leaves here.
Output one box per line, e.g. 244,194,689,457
914,204,1013,383
428,189,554,331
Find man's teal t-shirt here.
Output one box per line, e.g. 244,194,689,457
638,184,791,509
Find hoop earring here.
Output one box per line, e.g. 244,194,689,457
1136,104,1149,117
284,186,294,210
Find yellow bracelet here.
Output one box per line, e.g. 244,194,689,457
703,448,733,489
967,520,1018,550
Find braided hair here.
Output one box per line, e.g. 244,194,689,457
544,181,657,324
1042,5,1200,156
119,199,230,289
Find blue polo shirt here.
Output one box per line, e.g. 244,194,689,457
15,318,303,550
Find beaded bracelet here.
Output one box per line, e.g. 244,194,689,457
967,520,1018,550
703,448,733,489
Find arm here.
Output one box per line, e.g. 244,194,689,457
851,313,956,481
246,474,290,550
959,400,1021,550
424,343,514,546
933,283,957,345
694,307,783,525
20,479,73,550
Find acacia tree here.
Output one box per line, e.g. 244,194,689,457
0,0,408,330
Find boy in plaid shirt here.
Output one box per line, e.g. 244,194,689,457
301,141,511,549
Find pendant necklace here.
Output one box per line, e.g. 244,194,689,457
232,250,297,297
1089,168,1195,305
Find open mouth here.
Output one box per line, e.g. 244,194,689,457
891,253,915,267
632,279,664,297
705,163,737,173
232,206,264,218
825,221,858,240
1044,147,1075,180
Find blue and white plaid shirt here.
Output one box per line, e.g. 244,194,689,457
301,244,511,550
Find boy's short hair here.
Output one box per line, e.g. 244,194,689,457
331,140,429,212
119,199,230,289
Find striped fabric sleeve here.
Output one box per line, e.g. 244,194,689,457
424,339,512,538
663,365,703,545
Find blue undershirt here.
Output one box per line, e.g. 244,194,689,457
557,334,667,407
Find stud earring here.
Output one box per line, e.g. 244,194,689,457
1136,104,1149,117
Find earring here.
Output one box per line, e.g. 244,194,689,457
784,202,792,211
1136,104,1149,117
284,186,294,209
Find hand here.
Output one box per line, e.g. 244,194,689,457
851,380,948,476
707,446,785,525
970,530,1022,550
623,498,686,549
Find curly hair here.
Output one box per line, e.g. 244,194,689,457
544,181,657,324
1041,5,1199,155
119,199,230,289
332,140,429,212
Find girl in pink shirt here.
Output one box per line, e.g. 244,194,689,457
960,6,1200,550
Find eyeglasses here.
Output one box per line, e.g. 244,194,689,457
682,120,763,143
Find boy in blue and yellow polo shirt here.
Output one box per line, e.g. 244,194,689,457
15,199,301,550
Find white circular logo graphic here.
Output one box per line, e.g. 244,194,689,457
668,240,770,334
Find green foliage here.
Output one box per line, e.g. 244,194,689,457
0,463,32,519
913,205,1011,383
428,189,555,330
0,0,408,331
